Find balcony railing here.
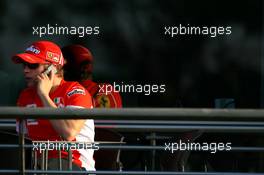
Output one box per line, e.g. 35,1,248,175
0,107,263,174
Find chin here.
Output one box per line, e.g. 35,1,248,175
26,81,35,87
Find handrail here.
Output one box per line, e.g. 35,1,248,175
0,107,264,120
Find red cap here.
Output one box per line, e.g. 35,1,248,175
62,45,93,66
12,41,64,65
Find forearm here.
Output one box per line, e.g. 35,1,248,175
39,93,85,141
38,92,57,108
50,119,86,141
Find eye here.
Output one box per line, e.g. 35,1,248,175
23,63,40,69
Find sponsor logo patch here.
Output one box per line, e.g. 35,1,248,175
53,97,65,108
67,88,85,97
26,45,40,54
46,51,60,63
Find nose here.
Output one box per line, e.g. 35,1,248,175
23,65,30,74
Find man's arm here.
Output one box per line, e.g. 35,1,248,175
50,118,86,141
37,72,87,141
39,92,86,141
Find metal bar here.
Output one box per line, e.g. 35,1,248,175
94,145,264,152
31,149,34,169
3,107,264,121
150,132,156,171
96,124,264,132
2,143,264,152
116,136,124,171
68,149,72,170
0,144,19,148
95,120,264,125
34,150,37,170
0,170,20,173
18,119,25,175
41,151,45,171
3,124,264,132
45,149,48,171
20,170,264,174
59,150,62,171
3,120,264,129
4,120,264,132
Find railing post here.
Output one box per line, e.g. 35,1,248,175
68,149,72,170
18,119,25,175
150,132,156,171
59,150,62,170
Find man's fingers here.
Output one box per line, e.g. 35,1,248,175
38,73,45,79
36,75,42,82
40,73,50,80
50,70,55,81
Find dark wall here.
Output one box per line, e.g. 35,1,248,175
0,0,262,108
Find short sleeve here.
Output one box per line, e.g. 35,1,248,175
65,85,93,109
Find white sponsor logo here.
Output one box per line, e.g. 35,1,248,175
67,89,85,97
26,45,40,54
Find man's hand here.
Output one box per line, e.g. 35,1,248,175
36,70,57,108
36,70,55,97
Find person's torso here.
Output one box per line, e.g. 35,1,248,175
17,80,95,170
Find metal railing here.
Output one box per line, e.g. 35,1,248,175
0,107,264,174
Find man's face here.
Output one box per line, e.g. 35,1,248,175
22,62,46,87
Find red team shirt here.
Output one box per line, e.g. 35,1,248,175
17,79,95,170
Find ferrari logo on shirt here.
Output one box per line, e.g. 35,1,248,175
96,95,110,108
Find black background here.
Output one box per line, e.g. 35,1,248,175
0,0,262,108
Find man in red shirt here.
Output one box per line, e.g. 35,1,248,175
62,45,122,108
12,41,95,171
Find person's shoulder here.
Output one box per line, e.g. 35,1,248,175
62,80,93,108
62,80,89,97
63,80,83,88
